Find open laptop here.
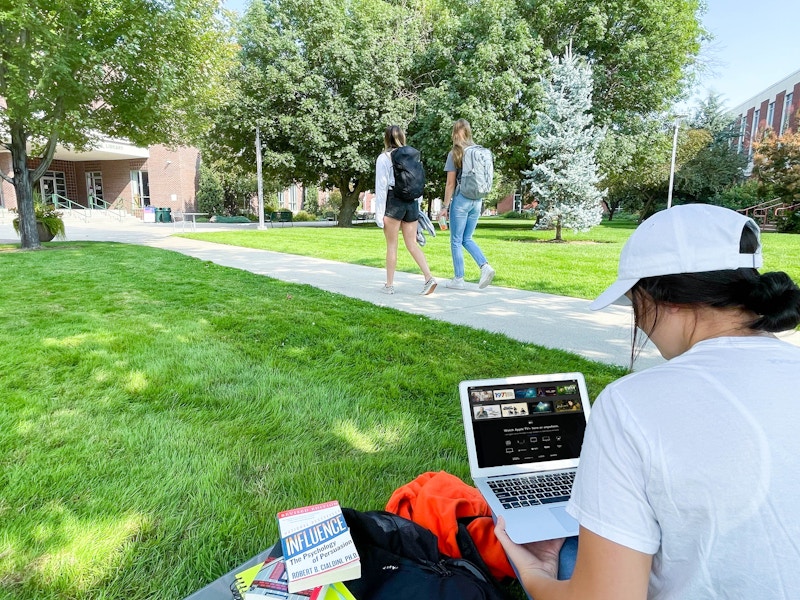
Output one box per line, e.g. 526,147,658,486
459,373,591,544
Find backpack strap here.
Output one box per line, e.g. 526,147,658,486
455,516,499,583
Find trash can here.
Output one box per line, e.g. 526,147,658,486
143,206,156,223
163,207,172,223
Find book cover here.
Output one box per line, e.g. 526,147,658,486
244,556,315,600
277,501,361,593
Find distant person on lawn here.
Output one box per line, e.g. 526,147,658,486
374,125,437,296
496,204,800,600
440,118,495,290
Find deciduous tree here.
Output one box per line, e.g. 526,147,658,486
675,94,747,203
520,0,705,123
0,0,234,249
228,0,422,226
752,122,800,205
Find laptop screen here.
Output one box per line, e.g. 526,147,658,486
467,378,587,469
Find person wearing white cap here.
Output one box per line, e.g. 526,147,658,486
495,204,800,599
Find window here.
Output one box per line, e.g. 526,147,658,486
86,172,104,206
749,109,760,157
130,171,150,207
40,171,67,202
767,101,775,130
781,93,793,135
737,116,746,153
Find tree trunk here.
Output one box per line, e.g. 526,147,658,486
554,216,563,241
11,122,40,250
640,194,658,222
335,174,366,227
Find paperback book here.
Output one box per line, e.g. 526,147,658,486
243,556,315,600
277,501,361,593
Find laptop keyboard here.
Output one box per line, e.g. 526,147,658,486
488,471,575,509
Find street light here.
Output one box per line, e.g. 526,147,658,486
255,125,266,230
667,114,687,209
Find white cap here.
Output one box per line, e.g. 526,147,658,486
590,204,763,311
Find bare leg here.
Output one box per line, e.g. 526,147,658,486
400,220,433,281
383,216,401,285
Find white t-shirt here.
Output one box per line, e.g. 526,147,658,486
567,336,800,599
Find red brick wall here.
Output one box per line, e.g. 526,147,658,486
147,145,199,210
0,154,13,209
0,146,199,214
791,83,800,132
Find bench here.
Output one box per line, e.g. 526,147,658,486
267,210,293,227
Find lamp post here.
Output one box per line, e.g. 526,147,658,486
666,114,687,209
255,125,266,230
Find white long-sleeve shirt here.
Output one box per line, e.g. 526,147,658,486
373,151,393,228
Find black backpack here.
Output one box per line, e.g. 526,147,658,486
342,508,511,600
390,146,425,202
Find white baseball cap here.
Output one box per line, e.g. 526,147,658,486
590,204,763,311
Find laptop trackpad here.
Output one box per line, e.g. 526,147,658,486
550,506,578,532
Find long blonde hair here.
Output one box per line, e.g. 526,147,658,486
384,125,406,151
450,118,474,168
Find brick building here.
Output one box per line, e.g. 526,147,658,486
0,137,199,216
731,67,800,159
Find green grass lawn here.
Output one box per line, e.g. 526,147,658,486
0,242,625,600
181,217,800,300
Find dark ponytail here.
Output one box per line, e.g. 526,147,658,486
738,271,800,332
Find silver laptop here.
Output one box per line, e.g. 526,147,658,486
459,373,591,544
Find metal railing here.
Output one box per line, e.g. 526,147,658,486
89,197,126,222
51,193,89,222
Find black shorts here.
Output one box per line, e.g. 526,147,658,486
384,189,419,223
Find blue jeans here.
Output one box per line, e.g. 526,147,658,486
449,193,487,278
510,536,579,600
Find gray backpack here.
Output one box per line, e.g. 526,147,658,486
459,145,494,200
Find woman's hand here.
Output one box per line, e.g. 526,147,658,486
494,515,563,581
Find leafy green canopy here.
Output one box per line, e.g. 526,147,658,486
219,0,704,223
0,0,235,248
218,0,422,224
753,124,800,205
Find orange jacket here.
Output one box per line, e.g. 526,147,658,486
385,471,515,580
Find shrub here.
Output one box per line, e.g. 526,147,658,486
776,209,800,234
292,210,315,222
212,215,251,223
196,164,225,216
712,180,761,211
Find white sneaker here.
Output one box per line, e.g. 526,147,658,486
381,284,395,295
445,277,465,289
420,278,437,295
478,264,495,289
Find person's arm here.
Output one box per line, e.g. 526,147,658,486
441,170,457,217
374,153,389,228
495,520,652,600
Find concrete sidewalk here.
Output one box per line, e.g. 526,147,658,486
4,217,798,370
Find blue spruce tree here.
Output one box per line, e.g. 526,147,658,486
524,48,606,241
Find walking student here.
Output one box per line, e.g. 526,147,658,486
440,118,495,290
495,204,800,599
373,125,437,295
